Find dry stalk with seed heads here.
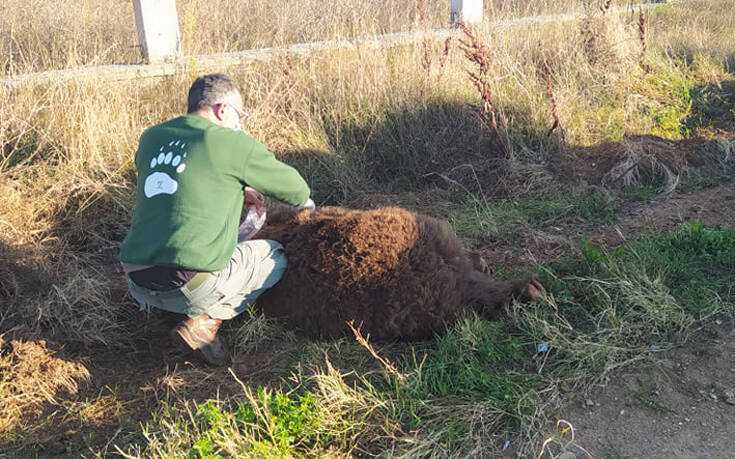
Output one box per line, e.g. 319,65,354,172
279,49,297,113
416,3,453,82
458,22,504,148
580,0,618,66
415,0,426,26
543,54,564,142
281,49,293,79
417,2,432,80
421,37,432,79
638,9,650,73
600,0,612,15
436,36,452,79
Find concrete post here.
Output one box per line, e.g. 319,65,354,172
132,0,181,63
451,0,484,24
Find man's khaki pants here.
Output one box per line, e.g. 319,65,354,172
126,239,287,320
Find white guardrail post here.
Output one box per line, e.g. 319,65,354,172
132,0,181,63
451,0,484,24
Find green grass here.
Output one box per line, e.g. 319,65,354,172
130,223,735,457
404,320,534,402
686,76,735,135
189,392,327,458
643,64,695,140
518,223,735,383
573,223,735,314
148,319,539,457
448,188,620,244
627,185,656,203
394,319,538,436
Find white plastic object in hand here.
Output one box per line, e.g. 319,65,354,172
299,198,316,211
238,207,266,242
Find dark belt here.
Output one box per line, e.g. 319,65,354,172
129,271,213,299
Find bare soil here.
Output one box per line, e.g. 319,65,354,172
547,324,735,459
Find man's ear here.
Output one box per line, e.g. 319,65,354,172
212,103,226,121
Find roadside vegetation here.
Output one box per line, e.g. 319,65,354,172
127,223,735,458
1,0,734,456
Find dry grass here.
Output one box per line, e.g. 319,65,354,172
0,336,91,433
233,311,297,354
1,0,616,75
1,0,734,455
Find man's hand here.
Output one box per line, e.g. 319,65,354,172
244,187,264,213
299,198,316,211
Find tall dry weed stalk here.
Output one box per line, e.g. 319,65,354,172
600,0,612,15
458,23,507,156
278,49,297,114
579,0,619,67
543,54,565,143
417,2,432,79
637,9,650,73
416,2,452,82
437,37,452,78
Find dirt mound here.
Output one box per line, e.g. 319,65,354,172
0,335,90,433
561,135,733,192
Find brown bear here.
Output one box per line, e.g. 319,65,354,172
254,206,545,340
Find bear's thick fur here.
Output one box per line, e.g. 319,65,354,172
254,206,545,340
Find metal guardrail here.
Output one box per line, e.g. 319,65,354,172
2,1,675,91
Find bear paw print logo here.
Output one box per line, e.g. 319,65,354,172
144,141,188,198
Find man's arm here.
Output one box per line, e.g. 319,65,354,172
241,139,311,207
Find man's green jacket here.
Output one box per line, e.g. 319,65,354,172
120,115,310,272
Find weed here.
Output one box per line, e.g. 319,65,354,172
637,9,650,73
458,22,507,155
639,65,695,139
627,185,655,202
686,80,735,134
404,319,535,408
579,0,627,69
576,189,620,223
417,2,432,80
437,37,453,80
543,52,565,142
635,379,673,414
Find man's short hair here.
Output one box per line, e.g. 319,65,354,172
187,73,239,114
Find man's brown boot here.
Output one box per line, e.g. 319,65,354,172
171,313,230,366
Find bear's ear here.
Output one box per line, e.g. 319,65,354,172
512,275,547,302
467,251,491,274
527,274,547,301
